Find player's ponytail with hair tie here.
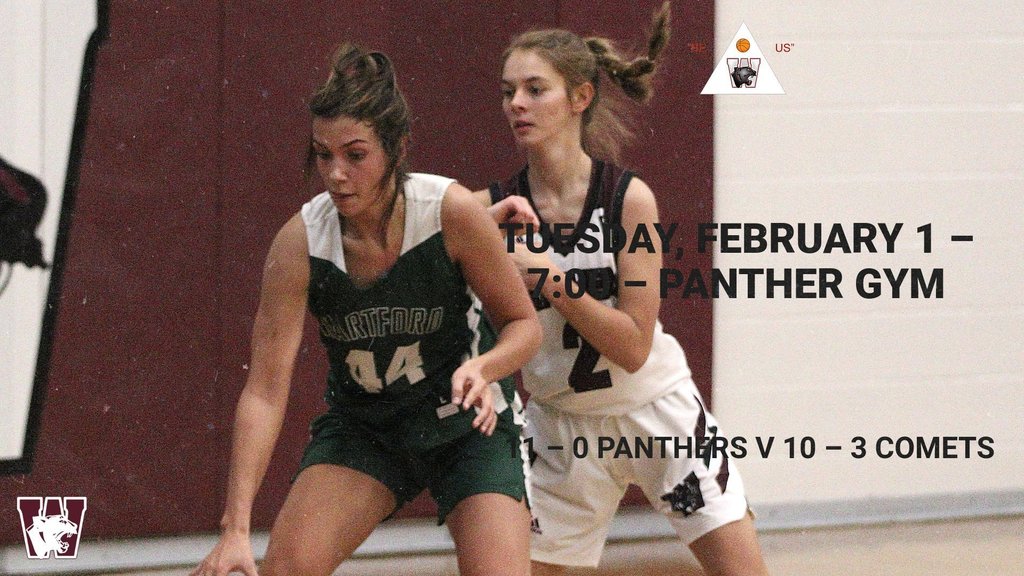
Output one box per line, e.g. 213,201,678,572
586,1,670,103
646,2,671,62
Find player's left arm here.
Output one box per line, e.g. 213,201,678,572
517,178,661,372
444,183,542,431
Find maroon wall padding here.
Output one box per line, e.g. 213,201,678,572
1,1,712,542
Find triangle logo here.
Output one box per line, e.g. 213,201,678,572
701,23,785,95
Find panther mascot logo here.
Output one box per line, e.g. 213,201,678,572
17,496,88,559
24,514,79,557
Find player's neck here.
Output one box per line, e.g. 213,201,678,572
526,141,591,199
344,189,404,250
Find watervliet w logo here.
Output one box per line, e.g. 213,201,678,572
17,497,88,559
0,3,103,474
701,23,784,95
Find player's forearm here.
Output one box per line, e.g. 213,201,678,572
476,316,542,383
219,382,289,532
542,279,653,373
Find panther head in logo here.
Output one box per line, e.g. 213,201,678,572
25,515,79,555
731,66,757,87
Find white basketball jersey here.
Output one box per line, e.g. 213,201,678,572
491,162,693,415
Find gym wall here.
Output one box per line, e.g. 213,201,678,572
0,0,713,542
711,2,1023,519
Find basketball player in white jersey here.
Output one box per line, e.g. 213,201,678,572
478,4,770,575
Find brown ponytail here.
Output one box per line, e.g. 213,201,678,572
585,1,669,103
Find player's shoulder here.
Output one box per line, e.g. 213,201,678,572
441,181,491,231
262,211,310,287
271,212,308,258
440,180,477,211
488,166,527,202
621,175,658,213
439,181,500,262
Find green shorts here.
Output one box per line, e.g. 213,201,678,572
297,403,528,524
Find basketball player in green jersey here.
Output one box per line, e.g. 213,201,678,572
192,44,540,576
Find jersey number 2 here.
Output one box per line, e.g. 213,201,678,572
345,342,426,393
562,323,612,393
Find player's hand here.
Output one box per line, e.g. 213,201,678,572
451,358,497,436
190,528,258,576
510,239,557,293
488,196,539,229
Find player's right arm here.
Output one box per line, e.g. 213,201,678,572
192,212,309,576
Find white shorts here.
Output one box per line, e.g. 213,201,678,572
524,383,749,567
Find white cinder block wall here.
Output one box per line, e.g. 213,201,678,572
711,3,1024,521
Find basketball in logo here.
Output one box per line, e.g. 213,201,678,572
736,38,750,52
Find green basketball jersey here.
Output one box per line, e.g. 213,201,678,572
301,173,509,450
